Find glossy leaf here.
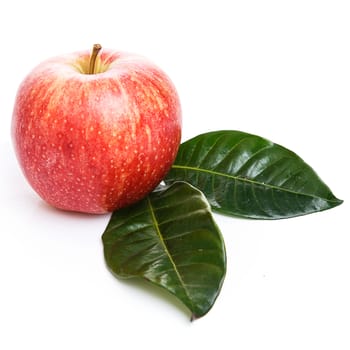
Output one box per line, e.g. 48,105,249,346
102,181,226,320
165,130,343,219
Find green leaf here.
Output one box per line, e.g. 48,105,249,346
165,130,343,219
102,182,226,320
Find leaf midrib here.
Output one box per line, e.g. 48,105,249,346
146,196,194,308
171,164,338,203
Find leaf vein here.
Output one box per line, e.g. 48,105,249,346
146,196,194,309
171,164,332,201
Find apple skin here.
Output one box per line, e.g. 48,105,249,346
12,48,182,214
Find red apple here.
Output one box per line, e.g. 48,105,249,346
12,44,182,214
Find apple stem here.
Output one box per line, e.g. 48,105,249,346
89,44,102,74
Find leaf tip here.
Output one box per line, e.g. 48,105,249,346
329,196,344,208
336,198,344,205
190,313,199,322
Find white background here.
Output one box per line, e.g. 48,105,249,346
0,1,349,349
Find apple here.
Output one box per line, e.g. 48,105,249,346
12,44,182,214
